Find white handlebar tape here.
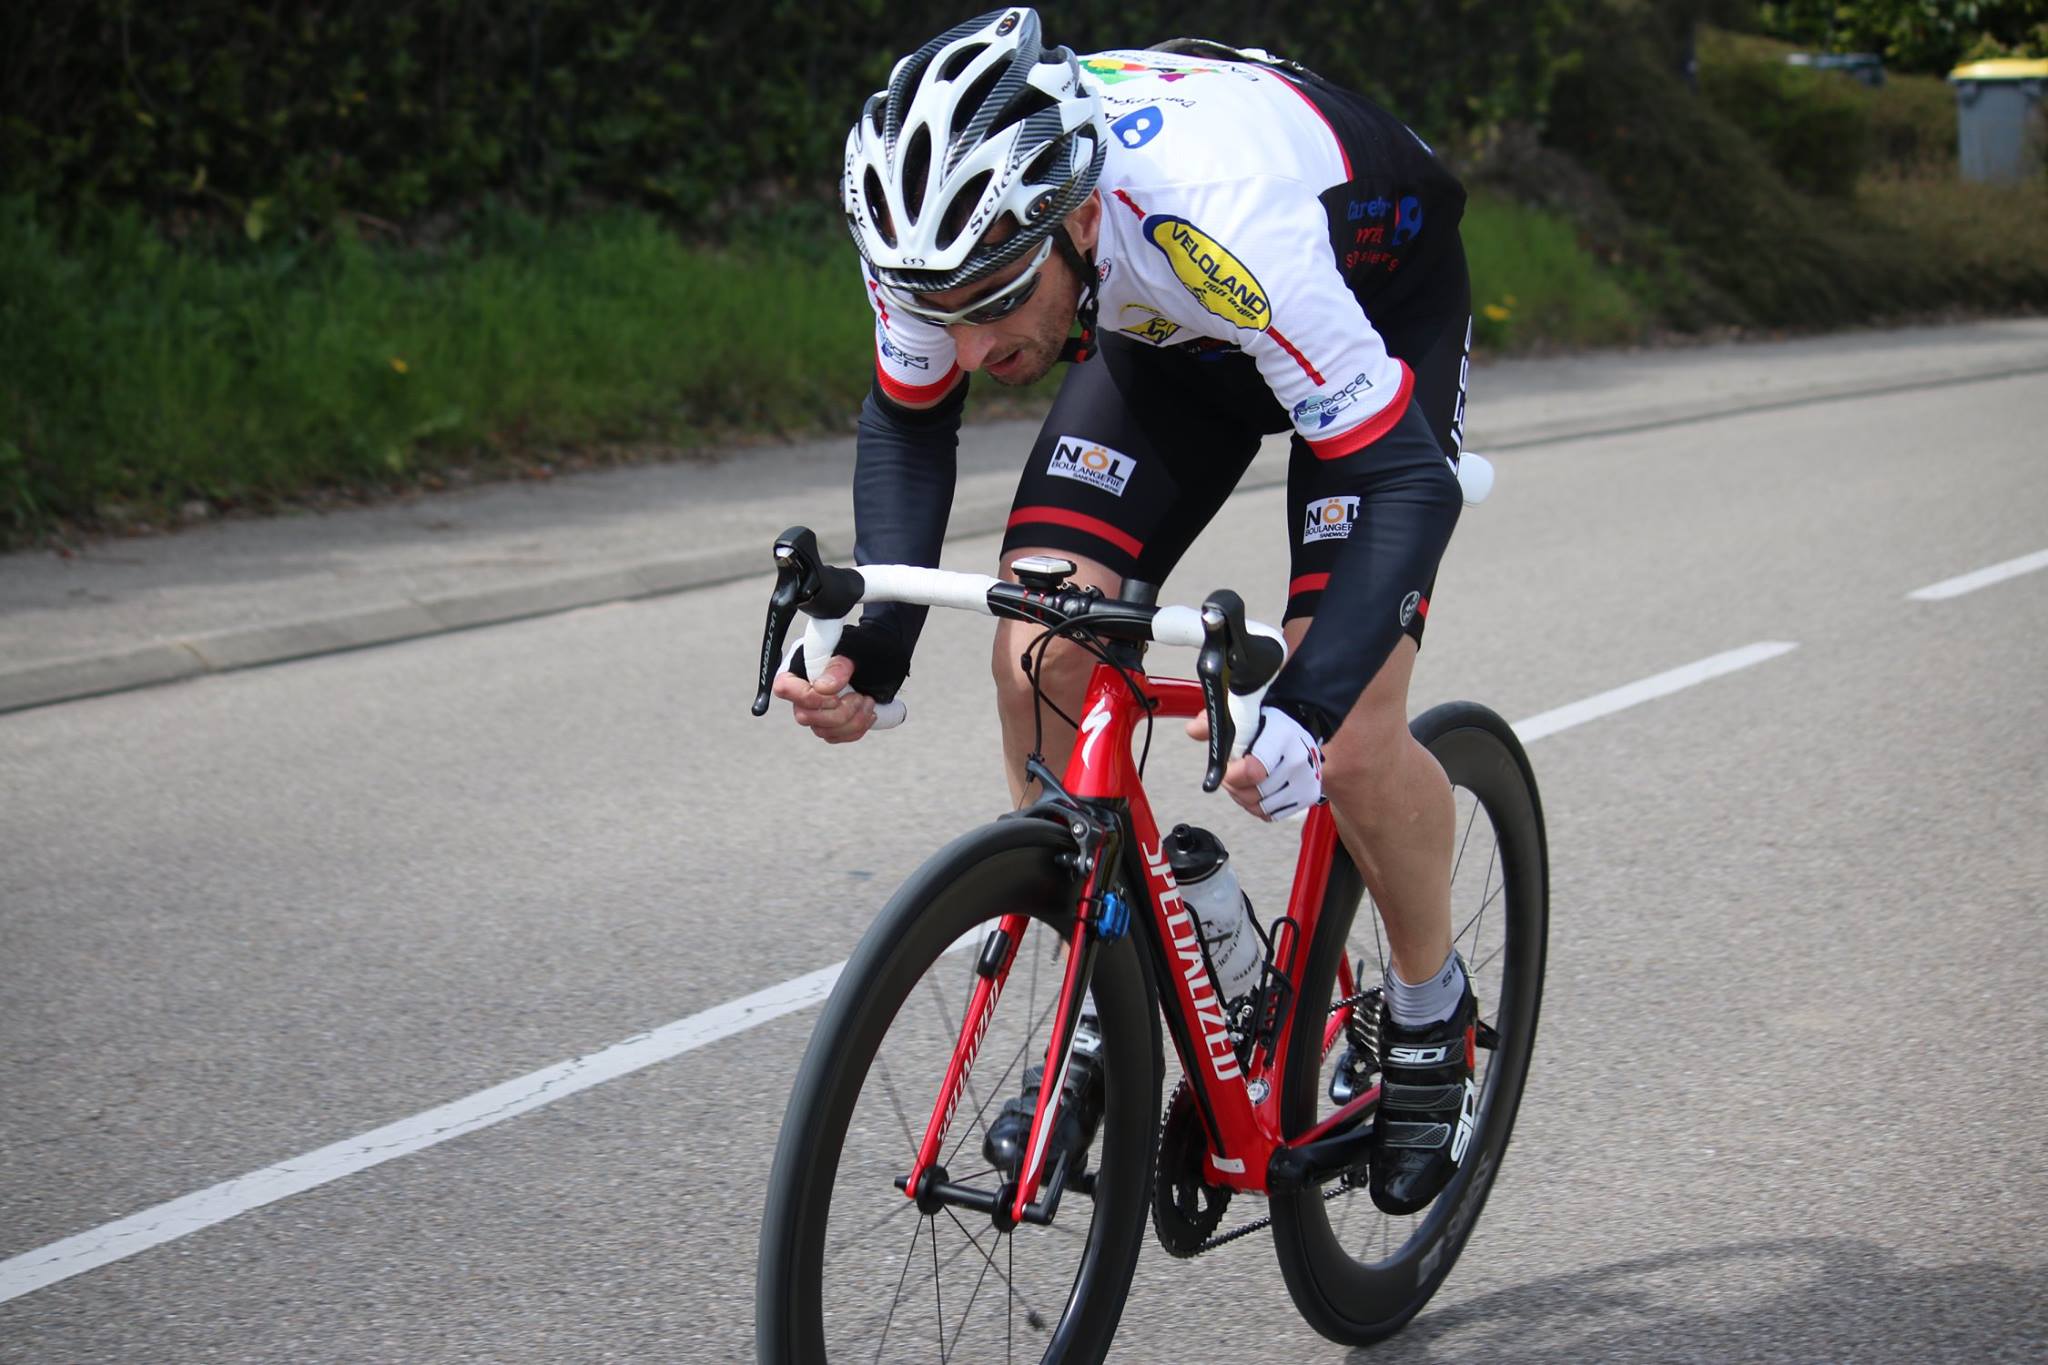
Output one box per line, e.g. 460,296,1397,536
856,565,1003,613
780,566,1284,742
1455,451,1494,506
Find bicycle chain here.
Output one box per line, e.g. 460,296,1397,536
1186,1181,1354,1257
1177,983,1381,1257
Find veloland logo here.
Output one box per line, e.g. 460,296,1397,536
1048,437,1136,496
1143,215,1271,331
1302,495,1359,543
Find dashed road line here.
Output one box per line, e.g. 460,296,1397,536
1906,548,2048,601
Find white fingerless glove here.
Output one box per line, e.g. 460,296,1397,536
1246,707,1324,820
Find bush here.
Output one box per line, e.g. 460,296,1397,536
1698,26,1958,175
0,1,1579,242
1462,192,1646,350
1698,56,1874,197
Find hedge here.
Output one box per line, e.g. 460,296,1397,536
1,1,1576,240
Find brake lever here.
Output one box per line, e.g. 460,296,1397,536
752,526,824,715
1194,589,1248,792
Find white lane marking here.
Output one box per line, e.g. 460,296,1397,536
1512,641,1800,743
1906,548,2048,601
0,960,845,1305
0,645,1798,1303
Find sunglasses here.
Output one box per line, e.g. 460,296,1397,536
884,236,1054,327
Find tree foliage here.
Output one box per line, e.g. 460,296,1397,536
0,1,1576,241
1754,0,2048,72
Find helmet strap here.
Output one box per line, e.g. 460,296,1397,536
1052,224,1100,364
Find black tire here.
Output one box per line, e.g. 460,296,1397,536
756,818,1162,1365
1268,701,1549,1345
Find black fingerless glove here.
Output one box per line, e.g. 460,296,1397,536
784,622,912,703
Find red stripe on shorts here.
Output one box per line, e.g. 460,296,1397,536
1007,506,1144,560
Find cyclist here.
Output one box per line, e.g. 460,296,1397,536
773,7,1476,1216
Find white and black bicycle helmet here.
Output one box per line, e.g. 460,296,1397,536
843,7,1106,293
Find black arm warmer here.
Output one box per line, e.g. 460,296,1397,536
849,376,967,682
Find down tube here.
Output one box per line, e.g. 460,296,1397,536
1064,670,1283,1192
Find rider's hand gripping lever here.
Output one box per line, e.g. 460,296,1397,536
1195,588,1287,792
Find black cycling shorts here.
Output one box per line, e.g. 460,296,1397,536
1001,241,1471,648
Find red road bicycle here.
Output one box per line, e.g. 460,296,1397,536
752,527,1547,1362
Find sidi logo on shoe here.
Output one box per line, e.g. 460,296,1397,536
1387,1042,1452,1066
1449,1076,1478,1163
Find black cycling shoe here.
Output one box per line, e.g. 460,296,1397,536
1369,984,1478,1216
983,1021,1105,1176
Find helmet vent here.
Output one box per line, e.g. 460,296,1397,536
901,126,933,223
996,85,1056,129
1022,141,1065,189
938,170,993,250
864,169,895,246
938,42,985,84
951,62,1011,144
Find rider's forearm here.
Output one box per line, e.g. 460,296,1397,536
852,376,968,661
1266,455,1462,740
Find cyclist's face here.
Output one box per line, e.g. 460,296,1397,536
917,194,1102,387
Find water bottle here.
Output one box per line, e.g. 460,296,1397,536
1164,824,1264,1007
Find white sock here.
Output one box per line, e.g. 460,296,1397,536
1383,949,1466,1028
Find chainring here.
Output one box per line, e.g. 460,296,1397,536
1150,1080,1233,1257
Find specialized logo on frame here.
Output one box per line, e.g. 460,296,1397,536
1048,437,1136,496
1302,495,1359,542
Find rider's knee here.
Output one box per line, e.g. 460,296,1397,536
1320,701,1425,825
991,622,1093,716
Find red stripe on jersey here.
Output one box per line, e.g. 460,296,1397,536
1416,594,1431,620
1288,572,1332,598
1113,188,1147,218
1007,506,1144,559
875,355,962,405
1268,327,1327,386
1305,361,1415,460
1275,74,1352,180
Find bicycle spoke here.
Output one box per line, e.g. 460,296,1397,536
872,1213,924,1364
930,1214,945,1362
873,1053,921,1163
1452,868,1505,944
943,994,1060,1169
942,1206,1046,1355
826,1185,918,1263
1448,794,1480,888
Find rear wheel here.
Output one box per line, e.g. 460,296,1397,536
1269,701,1548,1344
756,819,1161,1364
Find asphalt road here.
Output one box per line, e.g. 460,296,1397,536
3,366,2045,1361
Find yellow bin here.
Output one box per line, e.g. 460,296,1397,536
1949,58,2048,182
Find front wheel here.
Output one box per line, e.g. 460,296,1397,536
1269,701,1549,1345
756,819,1162,1365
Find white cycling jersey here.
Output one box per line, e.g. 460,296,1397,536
864,48,1437,461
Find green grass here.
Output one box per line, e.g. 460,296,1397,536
0,201,880,538
1,192,1656,541
1461,192,1647,351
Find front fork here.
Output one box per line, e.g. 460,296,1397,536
900,795,1119,1230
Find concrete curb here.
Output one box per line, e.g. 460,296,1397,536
5,357,2044,716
